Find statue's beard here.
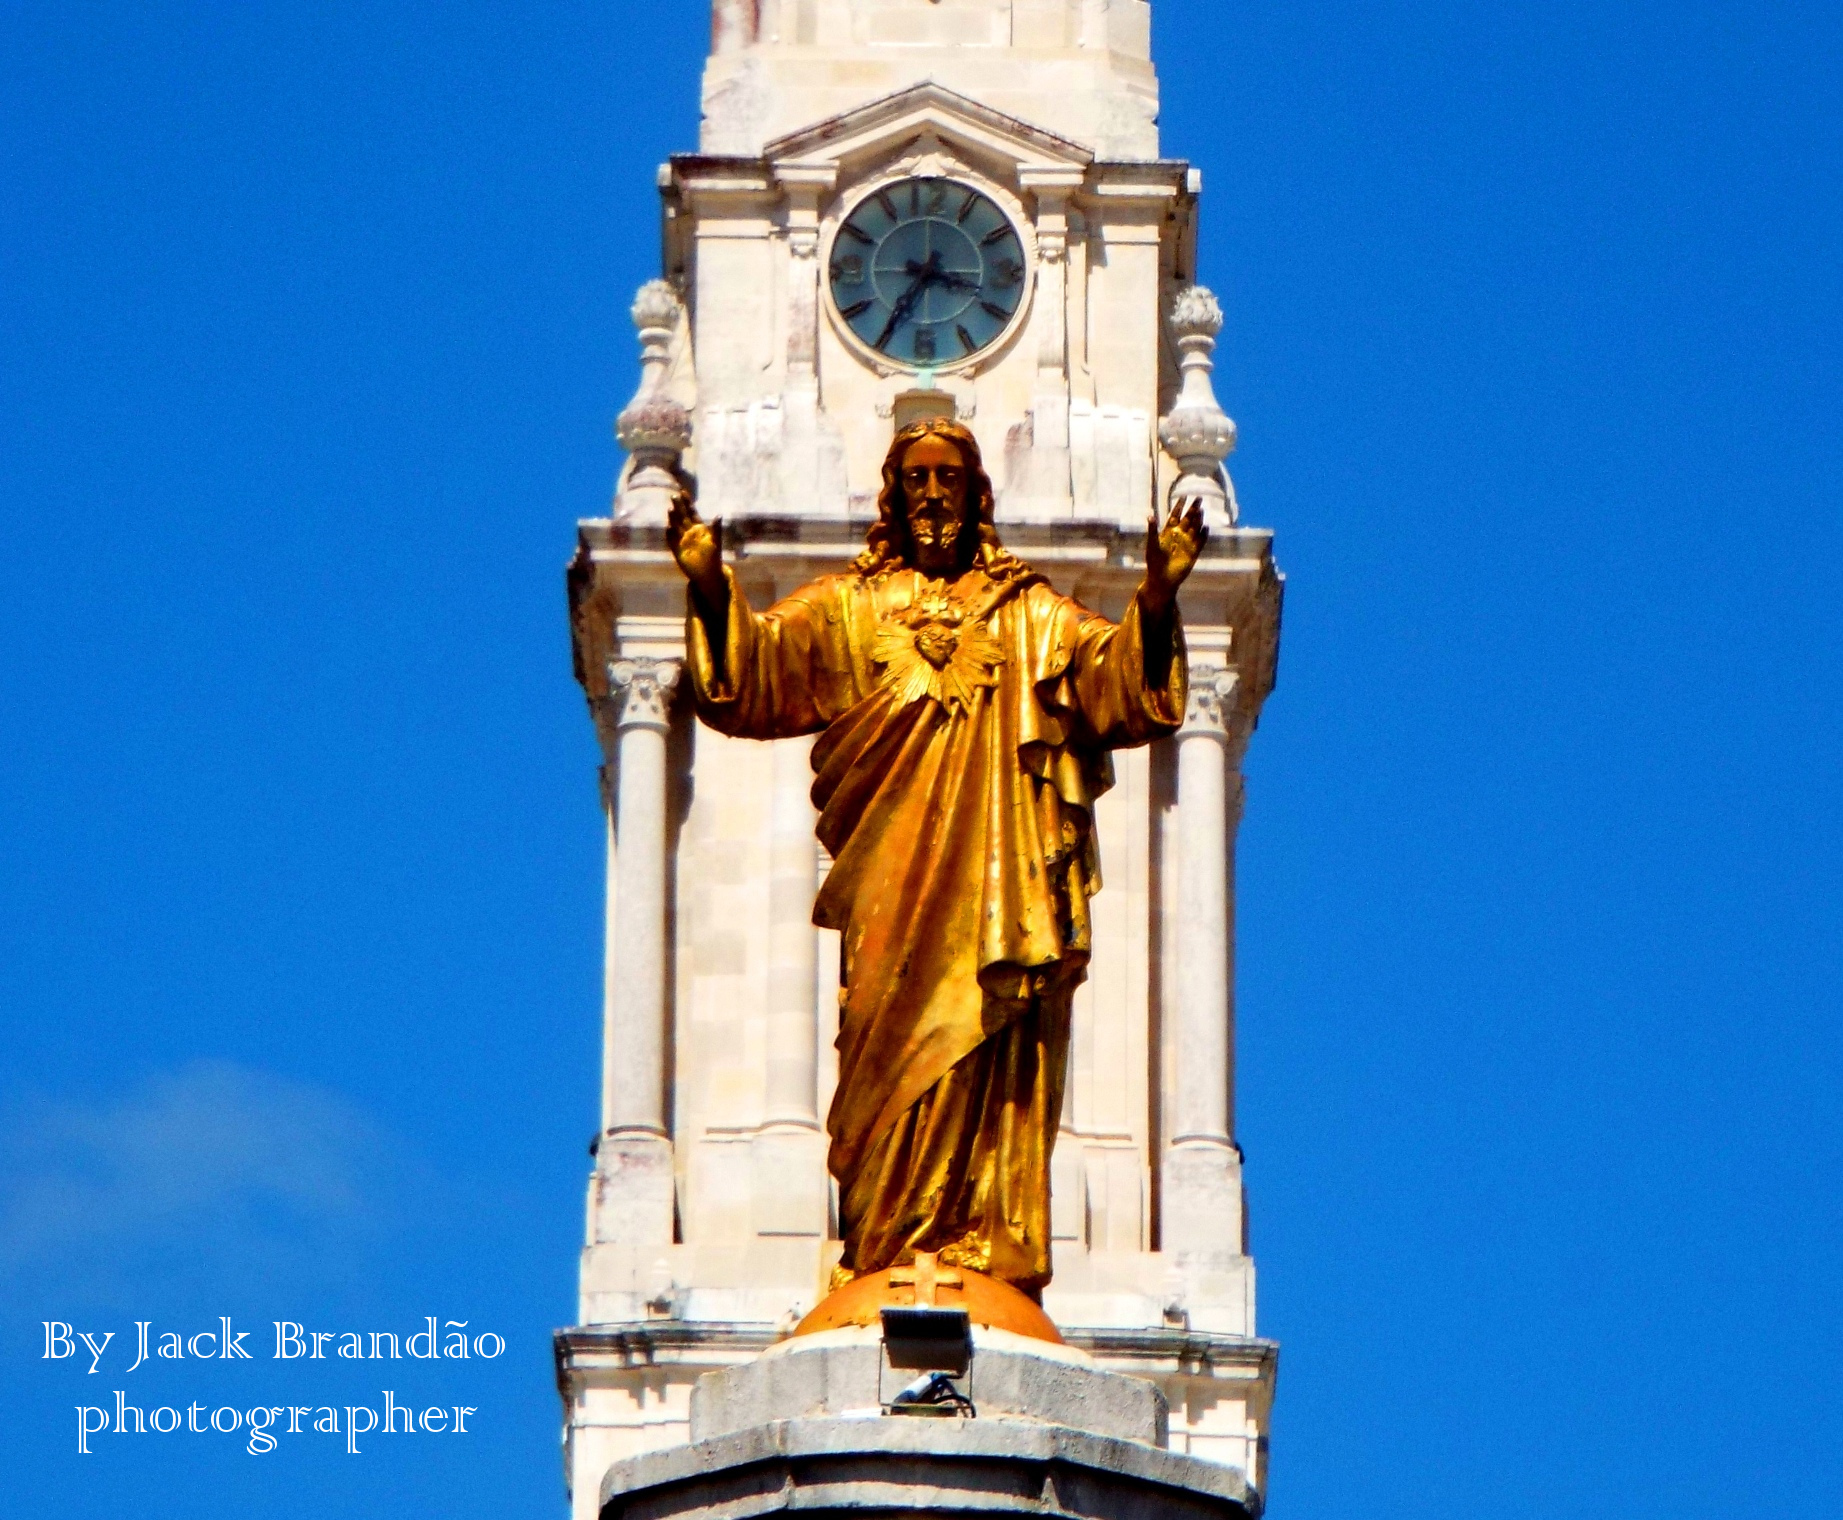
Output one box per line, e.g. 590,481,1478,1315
908,511,964,565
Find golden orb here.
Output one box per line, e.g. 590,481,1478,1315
793,1252,1064,1345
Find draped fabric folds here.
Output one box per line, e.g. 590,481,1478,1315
687,562,1185,1294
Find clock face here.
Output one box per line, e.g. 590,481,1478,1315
828,178,1028,368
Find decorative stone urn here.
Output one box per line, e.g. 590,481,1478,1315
1158,286,1239,527
613,279,692,526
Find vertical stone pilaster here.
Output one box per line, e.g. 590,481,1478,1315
780,175,826,390
775,165,849,516
752,736,830,1239
1033,184,1072,385
765,735,821,1127
591,657,683,1247
1162,661,1249,1268
1000,171,1083,521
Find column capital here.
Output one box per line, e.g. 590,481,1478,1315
1178,661,1250,757
604,657,683,735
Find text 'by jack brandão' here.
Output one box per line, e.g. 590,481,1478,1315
42,1317,504,1454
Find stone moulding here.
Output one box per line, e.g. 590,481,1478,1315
555,1322,783,1380
599,1418,1260,1520
554,1322,1280,1390
1061,1326,1280,1378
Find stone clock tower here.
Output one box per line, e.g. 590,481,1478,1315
558,6,1283,1517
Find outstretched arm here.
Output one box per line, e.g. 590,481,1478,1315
667,476,840,739
1137,496,1209,689
1054,497,1206,749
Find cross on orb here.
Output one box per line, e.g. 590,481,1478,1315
888,1251,963,1307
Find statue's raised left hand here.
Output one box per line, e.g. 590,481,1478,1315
1141,496,1209,620
666,480,728,612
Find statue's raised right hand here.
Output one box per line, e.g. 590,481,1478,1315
666,482,727,607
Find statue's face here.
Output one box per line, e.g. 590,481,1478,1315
899,434,970,576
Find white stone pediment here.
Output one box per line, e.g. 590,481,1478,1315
763,82,1093,183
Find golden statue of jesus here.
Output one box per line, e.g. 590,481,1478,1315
667,420,1206,1298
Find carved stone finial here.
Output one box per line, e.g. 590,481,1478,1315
1159,286,1239,528
629,278,682,335
614,281,692,526
1169,285,1224,339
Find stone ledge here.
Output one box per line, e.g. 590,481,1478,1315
1063,1327,1280,1378
691,1328,1167,1447
579,515,1279,566
601,1417,1258,1520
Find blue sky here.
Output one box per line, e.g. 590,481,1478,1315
2,2,1839,1516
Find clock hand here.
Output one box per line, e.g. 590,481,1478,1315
876,276,928,348
931,269,982,293
877,252,944,348
903,254,974,288
902,252,982,298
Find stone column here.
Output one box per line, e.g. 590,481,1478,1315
591,657,682,1247
751,736,829,1239
765,737,821,1126
1162,661,1248,1262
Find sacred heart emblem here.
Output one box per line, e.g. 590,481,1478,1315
914,624,959,670
873,595,1004,717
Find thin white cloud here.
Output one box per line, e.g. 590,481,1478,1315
0,1061,417,1303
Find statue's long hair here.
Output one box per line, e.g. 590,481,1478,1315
854,419,1030,582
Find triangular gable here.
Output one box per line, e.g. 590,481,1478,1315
764,81,1093,176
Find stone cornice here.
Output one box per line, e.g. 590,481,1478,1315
669,151,1192,206
1063,1326,1280,1382
553,1322,782,1397
568,517,1283,723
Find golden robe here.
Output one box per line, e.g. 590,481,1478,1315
687,560,1185,1294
